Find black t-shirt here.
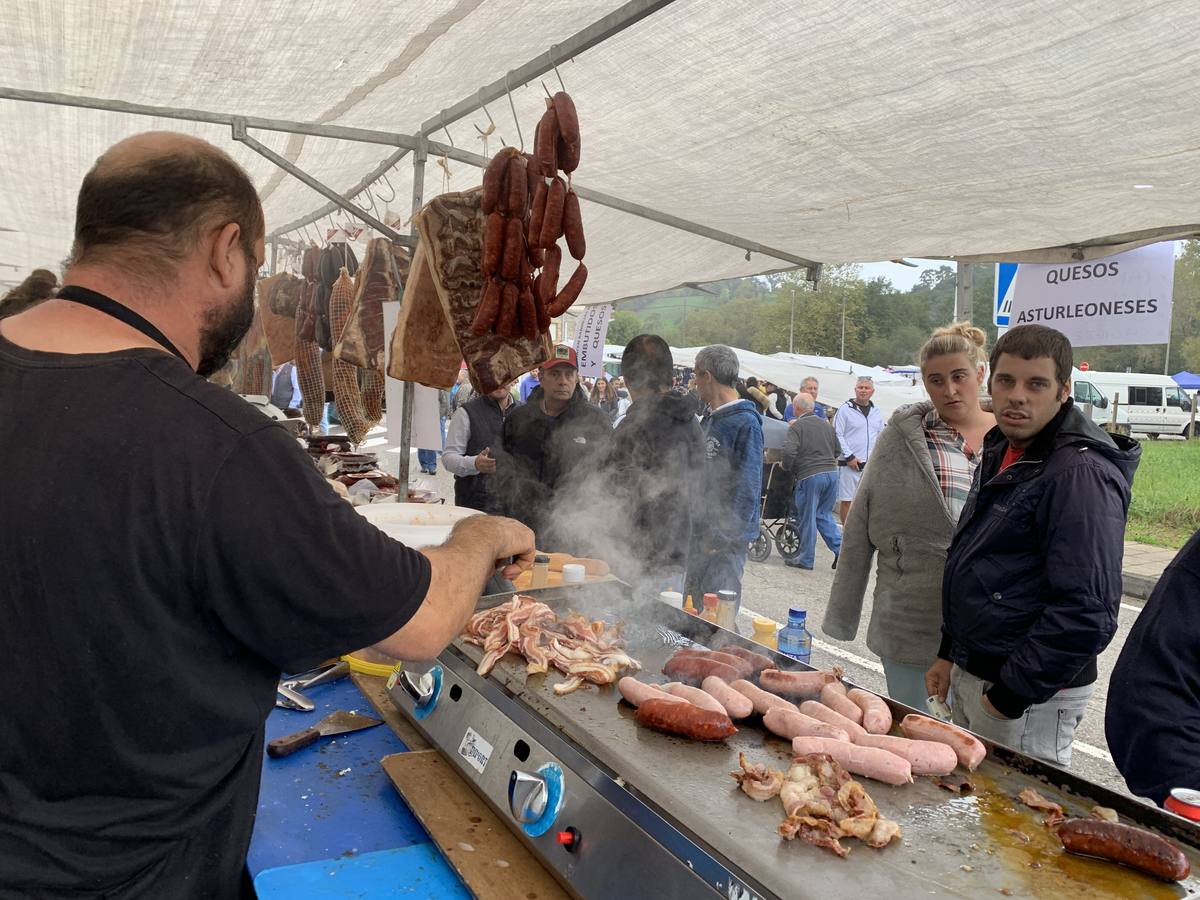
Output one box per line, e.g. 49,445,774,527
0,337,430,898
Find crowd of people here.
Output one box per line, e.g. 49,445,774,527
440,319,1188,797
8,130,1194,900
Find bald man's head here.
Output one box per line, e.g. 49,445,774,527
71,132,264,282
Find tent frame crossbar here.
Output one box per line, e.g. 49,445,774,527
0,83,818,275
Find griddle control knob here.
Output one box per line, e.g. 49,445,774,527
509,770,548,824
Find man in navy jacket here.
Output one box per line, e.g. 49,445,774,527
1106,529,1200,805
685,344,763,601
926,325,1139,767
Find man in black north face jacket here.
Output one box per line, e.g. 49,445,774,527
927,325,1140,768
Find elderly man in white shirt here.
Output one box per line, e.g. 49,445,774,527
833,376,884,524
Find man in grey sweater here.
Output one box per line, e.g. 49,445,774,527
781,394,842,570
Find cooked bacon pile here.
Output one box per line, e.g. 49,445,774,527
461,595,640,695
732,752,902,857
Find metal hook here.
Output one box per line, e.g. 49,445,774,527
374,172,396,204
549,45,565,92
504,72,524,151
474,90,497,134
354,190,372,212
439,111,455,149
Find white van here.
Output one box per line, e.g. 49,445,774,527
1079,371,1195,438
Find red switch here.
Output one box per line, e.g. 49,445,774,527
555,826,581,852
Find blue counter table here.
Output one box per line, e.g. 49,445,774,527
248,676,471,898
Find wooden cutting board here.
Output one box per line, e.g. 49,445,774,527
381,750,569,900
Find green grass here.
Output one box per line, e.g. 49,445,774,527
1126,440,1200,549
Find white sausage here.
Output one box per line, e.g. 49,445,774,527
661,682,728,715
762,706,850,743
799,700,868,741
899,714,986,771
823,679,847,696
759,668,839,701
730,679,800,716
617,677,686,708
700,676,754,719
791,736,913,785
855,732,957,775
820,683,864,724
847,688,893,734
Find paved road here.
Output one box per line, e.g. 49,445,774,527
734,538,1140,798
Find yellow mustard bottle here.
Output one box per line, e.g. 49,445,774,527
751,616,778,650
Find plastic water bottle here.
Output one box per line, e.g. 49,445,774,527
777,608,812,664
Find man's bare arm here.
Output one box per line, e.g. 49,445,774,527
373,515,535,660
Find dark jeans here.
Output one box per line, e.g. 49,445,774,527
417,448,437,472
787,470,841,568
685,544,749,602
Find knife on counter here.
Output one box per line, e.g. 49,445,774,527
266,709,383,758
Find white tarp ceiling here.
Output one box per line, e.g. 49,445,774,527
2,1,1199,303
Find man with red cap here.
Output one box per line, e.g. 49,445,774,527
497,344,613,553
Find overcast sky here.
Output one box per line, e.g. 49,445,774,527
856,258,949,290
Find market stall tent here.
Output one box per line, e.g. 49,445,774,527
2,0,1200,302
1173,372,1200,391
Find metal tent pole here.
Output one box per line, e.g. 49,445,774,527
424,138,819,276
397,138,428,501
0,86,416,149
232,120,413,246
269,148,410,240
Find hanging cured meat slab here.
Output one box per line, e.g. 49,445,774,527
335,238,396,371
257,273,301,366
386,241,461,389
410,188,550,394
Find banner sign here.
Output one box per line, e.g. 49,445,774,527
574,304,613,378
999,242,1175,347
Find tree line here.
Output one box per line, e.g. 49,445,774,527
604,241,1200,374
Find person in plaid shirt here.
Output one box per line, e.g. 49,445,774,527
823,323,994,708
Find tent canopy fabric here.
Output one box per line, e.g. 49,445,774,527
2,1,1199,304
1172,372,1200,390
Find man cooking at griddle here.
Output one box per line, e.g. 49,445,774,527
0,132,535,899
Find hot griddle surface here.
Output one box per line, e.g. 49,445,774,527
455,590,1199,899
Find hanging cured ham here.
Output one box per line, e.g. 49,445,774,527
295,244,325,427
335,237,396,371
329,268,385,444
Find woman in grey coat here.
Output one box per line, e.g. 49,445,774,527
822,323,995,708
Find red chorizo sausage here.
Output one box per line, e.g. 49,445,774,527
482,212,505,277
506,155,527,219
758,668,841,702
518,282,538,341
538,177,566,249
1057,819,1190,882
500,216,523,280
661,653,740,685
635,697,736,741
533,284,550,334
562,189,585,260
471,278,502,334
716,645,775,674
539,243,561,306
546,262,587,317
552,91,580,173
496,281,519,338
534,105,559,177
527,180,549,250
480,150,510,214
668,649,753,680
